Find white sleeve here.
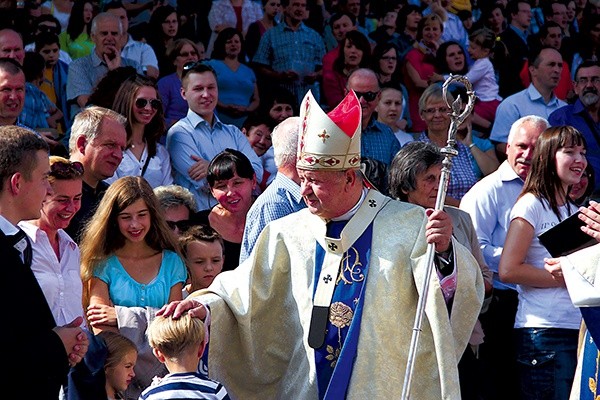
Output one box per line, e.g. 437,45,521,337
561,255,600,306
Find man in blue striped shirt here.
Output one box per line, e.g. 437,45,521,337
240,116,306,262
252,0,326,107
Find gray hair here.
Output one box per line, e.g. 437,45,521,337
91,12,123,36
418,83,453,113
388,141,443,202
153,184,198,213
507,115,549,144
69,106,127,153
272,116,300,167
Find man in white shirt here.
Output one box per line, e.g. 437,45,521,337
461,115,549,400
104,0,159,79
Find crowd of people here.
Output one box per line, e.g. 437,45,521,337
1,0,600,399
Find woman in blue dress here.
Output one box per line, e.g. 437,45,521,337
207,27,260,128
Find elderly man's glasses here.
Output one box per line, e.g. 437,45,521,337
577,76,600,85
50,161,84,178
135,98,161,110
355,91,379,102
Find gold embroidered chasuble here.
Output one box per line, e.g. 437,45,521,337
561,244,600,400
190,192,484,399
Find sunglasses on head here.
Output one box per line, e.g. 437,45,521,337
183,60,207,70
166,219,192,231
182,60,215,78
354,90,379,102
135,98,161,110
50,160,84,178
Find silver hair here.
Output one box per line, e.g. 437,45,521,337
91,12,123,36
69,106,127,154
506,115,549,144
418,83,454,113
272,116,300,168
153,184,198,213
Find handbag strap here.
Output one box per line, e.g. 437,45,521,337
141,155,151,177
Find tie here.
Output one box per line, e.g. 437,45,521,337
7,229,32,267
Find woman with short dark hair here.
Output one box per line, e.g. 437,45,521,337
192,149,257,271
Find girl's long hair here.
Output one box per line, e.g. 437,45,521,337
521,125,588,221
80,176,178,285
67,0,93,41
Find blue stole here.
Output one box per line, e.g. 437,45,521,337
313,220,374,399
581,307,600,345
579,308,600,399
579,329,600,399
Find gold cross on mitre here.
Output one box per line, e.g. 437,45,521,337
318,129,330,143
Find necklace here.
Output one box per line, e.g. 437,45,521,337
130,141,145,150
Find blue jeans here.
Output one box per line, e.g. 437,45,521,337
515,328,579,400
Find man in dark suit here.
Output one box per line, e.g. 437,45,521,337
0,125,88,397
498,0,532,98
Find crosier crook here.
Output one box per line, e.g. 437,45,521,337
400,74,477,400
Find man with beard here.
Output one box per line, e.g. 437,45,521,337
549,60,600,189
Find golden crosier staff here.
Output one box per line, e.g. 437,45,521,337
400,74,476,400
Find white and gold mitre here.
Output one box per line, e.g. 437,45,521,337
297,90,362,171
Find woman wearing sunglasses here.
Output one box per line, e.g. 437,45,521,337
106,73,174,189
19,156,87,332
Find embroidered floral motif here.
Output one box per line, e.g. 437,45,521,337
327,302,353,368
337,247,365,285
330,302,353,329
325,345,340,368
588,347,600,396
586,334,599,398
